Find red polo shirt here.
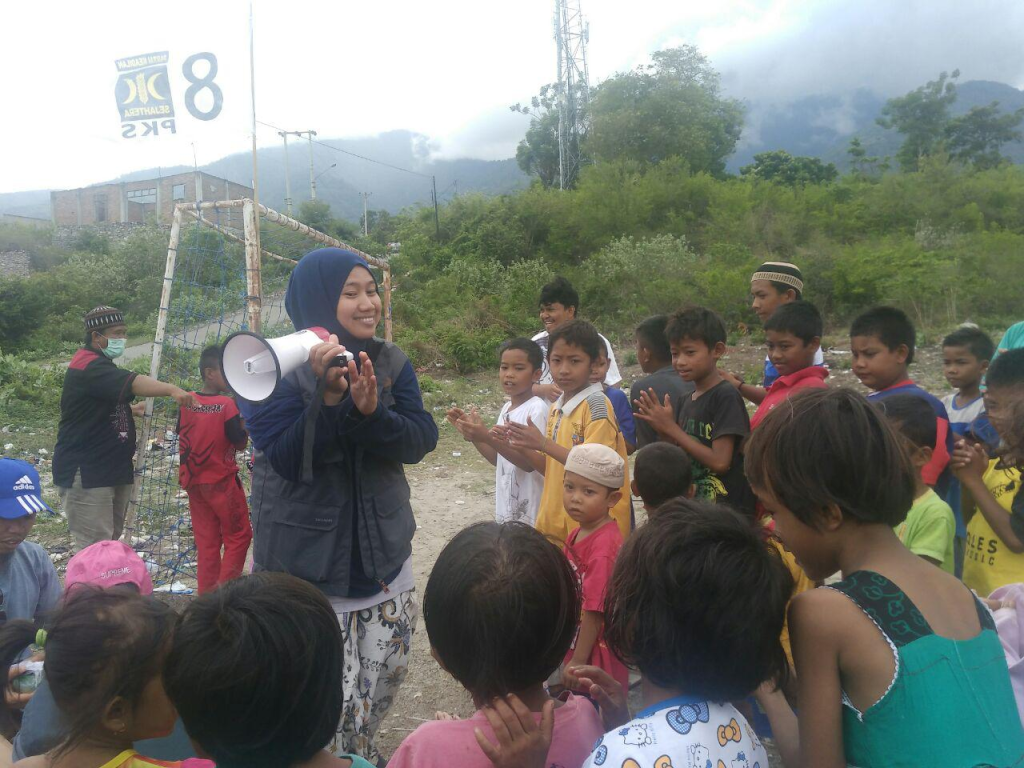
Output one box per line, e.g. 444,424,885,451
751,365,829,430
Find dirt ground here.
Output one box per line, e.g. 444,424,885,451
3,331,958,765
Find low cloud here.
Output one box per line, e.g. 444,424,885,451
429,107,532,161
712,0,1024,105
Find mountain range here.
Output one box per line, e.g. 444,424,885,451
728,79,1024,172
3,80,1023,223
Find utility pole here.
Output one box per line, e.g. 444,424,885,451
361,192,372,237
278,131,293,215
304,130,318,199
431,176,440,238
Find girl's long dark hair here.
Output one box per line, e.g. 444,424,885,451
0,588,174,755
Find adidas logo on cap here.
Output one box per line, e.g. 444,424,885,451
12,475,35,492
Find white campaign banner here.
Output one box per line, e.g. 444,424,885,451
111,9,250,148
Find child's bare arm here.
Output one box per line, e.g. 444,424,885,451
490,429,546,474
790,591,847,768
563,610,603,689
225,415,249,451
506,421,571,466
447,408,500,466
722,370,767,405
754,681,799,768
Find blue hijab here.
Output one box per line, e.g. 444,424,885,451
285,247,377,355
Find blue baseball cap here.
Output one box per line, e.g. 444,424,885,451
0,459,52,519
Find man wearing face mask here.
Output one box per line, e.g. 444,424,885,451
53,306,195,551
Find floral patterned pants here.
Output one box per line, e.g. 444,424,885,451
330,589,418,765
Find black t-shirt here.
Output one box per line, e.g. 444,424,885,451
630,366,696,449
677,379,754,515
53,348,138,488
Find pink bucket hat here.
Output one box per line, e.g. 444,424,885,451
65,540,153,596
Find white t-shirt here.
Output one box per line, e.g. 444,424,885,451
532,329,622,386
583,699,766,768
495,397,549,525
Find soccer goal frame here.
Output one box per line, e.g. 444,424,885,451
124,199,393,584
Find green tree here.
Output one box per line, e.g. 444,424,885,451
877,70,959,171
585,45,744,175
741,150,838,185
846,137,890,177
511,84,565,188
945,102,1024,170
298,200,333,233
0,278,50,352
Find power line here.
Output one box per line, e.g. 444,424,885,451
256,120,432,179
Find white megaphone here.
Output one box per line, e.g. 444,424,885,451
221,327,354,403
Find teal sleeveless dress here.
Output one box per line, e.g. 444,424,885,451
829,571,1024,767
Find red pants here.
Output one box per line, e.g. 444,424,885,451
186,475,252,594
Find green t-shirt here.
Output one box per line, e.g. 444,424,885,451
895,489,956,573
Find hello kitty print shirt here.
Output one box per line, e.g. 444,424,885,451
583,696,767,768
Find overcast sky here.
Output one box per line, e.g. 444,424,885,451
1,0,1022,193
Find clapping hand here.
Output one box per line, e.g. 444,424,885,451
457,409,490,443
505,419,546,452
348,352,378,416
633,388,676,435
951,438,988,483
447,407,471,439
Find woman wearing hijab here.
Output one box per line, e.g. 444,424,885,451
239,248,438,765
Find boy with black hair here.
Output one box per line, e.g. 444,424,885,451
942,325,994,438
635,307,753,514
165,572,375,768
531,277,620,401
630,315,694,449
723,261,824,404
941,325,995,573
750,301,828,429
448,338,548,525
955,349,1024,596
177,344,251,594
878,395,956,573
504,320,632,543
630,443,694,514
851,306,952,494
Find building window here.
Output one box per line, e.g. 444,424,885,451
127,188,157,204
95,197,107,223
172,184,186,201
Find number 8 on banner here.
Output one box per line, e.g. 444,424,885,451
182,52,223,121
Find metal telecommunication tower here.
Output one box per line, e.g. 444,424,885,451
554,0,591,189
